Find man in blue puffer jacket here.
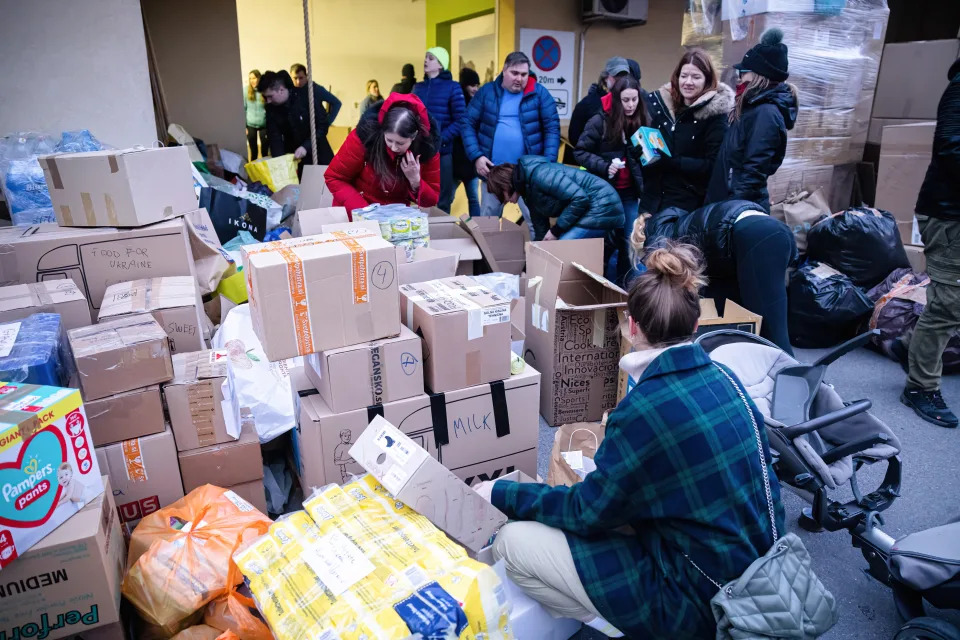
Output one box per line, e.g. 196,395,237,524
461,51,560,221
414,47,466,213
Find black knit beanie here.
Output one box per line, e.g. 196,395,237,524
460,67,480,88
735,28,789,82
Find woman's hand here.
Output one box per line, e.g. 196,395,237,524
475,156,494,178
543,230,558,241
401,151,421,190
607,162,618,179
294,146,307,160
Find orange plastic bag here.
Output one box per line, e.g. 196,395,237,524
122,485,272,637
171,625,234,640
204,537,272,640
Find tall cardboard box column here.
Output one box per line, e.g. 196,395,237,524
523,240,627,426
164,350,232,451
241,230,401,361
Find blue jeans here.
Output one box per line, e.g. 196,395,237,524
456,177,481,218
559,226,608,240
438,154,456,213
616,196,640,286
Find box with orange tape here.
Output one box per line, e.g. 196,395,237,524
241,230,401,361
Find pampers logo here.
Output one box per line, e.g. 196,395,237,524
0,428,66,528
2,459,55,511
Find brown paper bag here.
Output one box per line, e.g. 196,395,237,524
547,421,606,487
184,208,236,295
782,188,831,253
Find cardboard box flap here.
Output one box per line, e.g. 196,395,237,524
460,217,527,273
879,122,937,155
296,207,349,236
170,349,229,385
298,165,330,211
556,261,627,311
531,239,605,279
69,314,169,355
99,276,200,320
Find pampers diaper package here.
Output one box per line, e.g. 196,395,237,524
0,381,103,569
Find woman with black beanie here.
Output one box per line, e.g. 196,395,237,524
451,67,482,217
706,28,797,212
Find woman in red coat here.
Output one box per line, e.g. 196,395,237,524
325,93,440,215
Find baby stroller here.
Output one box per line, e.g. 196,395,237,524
697,329,960,639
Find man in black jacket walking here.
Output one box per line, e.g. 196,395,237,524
901,58,960,428
258,70,339,166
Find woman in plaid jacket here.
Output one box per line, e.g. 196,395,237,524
478,243,785,639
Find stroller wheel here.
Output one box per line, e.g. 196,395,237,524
894,617,960,640
798,508,824,532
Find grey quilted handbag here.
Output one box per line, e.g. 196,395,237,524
684,366,840,639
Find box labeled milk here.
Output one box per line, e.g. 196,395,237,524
0,382,104,569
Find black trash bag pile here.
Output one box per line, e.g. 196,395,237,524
788,259,875,349
865,267,960,373
806,207,910,289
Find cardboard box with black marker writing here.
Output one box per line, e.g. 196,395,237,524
86,385,165,447
0,477,125,640
241,230,400,361
0,280,91,330
177,424,263,494
95,426,184,533
163,350,232,452
0,216,196,317
38,147,196,228
350,415,507,554
293,365,540,491
524,239,627,426
400,277,511,394
68,314,173,401
305,325,424,414
98,276,206,354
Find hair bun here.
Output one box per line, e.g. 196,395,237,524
644,243,705,293
760,28,784,46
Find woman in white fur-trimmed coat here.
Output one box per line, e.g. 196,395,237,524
642,49,734,214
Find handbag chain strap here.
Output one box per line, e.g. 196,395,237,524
682,364,780,591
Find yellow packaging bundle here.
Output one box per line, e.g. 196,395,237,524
234,475,513,640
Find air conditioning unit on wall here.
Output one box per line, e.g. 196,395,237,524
581,0,648,24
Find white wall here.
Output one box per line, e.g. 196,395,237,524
0,0,157,148
237,0,427,126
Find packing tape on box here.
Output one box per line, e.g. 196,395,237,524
402,280,508,342
592,309,606,348
122,438,149,482
527,276,549,333
187,383,218,446
0,284,56,309
428,381,510,446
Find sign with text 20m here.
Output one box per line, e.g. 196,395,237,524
519,28,576,118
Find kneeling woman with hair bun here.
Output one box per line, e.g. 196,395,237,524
474,243,784,639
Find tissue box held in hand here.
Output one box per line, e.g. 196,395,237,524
630,127,672,166
0,313,70,386
0,382,104,569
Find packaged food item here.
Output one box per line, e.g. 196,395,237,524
354,203,431,248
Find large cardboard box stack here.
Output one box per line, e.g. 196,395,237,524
98,276,207,353
523,239,627,426
876,122,935,249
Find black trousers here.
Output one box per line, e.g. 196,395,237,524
247,126,268,161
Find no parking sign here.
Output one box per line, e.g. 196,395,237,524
519,28,576,118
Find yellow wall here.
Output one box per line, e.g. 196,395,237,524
236,0,427,127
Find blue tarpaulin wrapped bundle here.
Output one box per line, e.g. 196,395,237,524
0,313,69,386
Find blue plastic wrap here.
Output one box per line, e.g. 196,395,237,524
0,313,68,386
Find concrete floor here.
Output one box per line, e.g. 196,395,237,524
530,344,960,640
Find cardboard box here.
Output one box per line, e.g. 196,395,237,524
905,244,926,273
460,217,526,275
616,299,763,403
297,165,332,211
294,206,349,237
226,479,268,515
400,277,511,393
164,350,232,451
876,122,936,244
85,385,165,447
71,621,129,640
0,217,197,317
427,214,482,275
97,276,205,354
68,315,174,401
293,365,540,490
0,280,91,330
95,425,183,532
241,231,401,361
305,325,424,413
510,298,525,341
0,383,104,569
867,117,929,145
474,469,536,564
350,415,507,554
177,425,263,493
397,247,459,285
0,478,125,640
873,40,960,119
37,147,195,228
523,239,627,426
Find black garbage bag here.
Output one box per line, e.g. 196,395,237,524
806,207,910,289
866,268,960,373
788,259,874,348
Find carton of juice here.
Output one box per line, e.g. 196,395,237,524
0,381,103,569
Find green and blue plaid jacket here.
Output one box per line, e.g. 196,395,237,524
492,344,785,639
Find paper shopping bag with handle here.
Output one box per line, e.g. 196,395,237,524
547,421,606,487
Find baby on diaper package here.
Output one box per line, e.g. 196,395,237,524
0,381,103,570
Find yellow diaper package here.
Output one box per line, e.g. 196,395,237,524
234,475,512,640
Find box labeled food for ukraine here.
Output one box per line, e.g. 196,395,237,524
241,229,400,361
0,382,103,569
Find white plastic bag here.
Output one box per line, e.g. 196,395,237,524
212,304,300,443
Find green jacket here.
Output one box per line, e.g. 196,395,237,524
244,90,266,128
514,155,623,240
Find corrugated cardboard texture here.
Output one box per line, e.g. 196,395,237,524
0,218,196,317
99,276,205,354
38,147,196,228
242,231,401,361
294,366,541,491
397,247,459,285
68,314,173,401
461,217,526,275
295,207,349,237
399,277,512,393
164,350,231,452
0,280,91,330
0,478,124,639
95,427,183,531
306,325,424,414
876,122,936,244
177,424,263,493
86,385,165,447
873,40,960,119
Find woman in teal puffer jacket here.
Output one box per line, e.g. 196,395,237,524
486,156,623,241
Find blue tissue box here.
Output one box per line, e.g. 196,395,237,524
0,313,68,386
